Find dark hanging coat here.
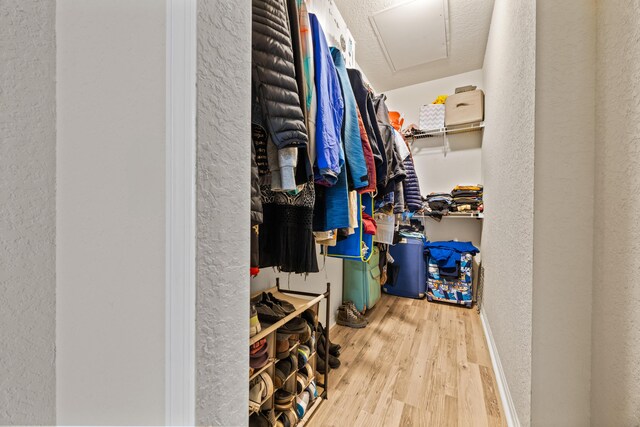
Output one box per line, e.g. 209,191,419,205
374,94,406,197
347,68,388,193
252,0,318,274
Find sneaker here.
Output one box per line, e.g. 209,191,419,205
250,305,262,337
295,391,310,419
249,372,273,412
266,292,296,314
343,301,368,324
255,303,285,325
336,305,367,329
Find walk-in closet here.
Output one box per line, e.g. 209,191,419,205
248,1,502,425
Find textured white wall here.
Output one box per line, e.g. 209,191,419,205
196,1,251,425
0,1,56,424
592,2,640,425
531,1,595,425
56,1,166,424
481,0,536,425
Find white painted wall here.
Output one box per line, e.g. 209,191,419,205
531,1,595,425
481,0,536,425
591,2,640,425
0,1,56,424
385,69,484,253
251,249,343,327
56,1,166,424
196,1,251,425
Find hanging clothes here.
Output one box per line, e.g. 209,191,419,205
252,0,318,273
356,110,377,194
252,0,311,191
309,13,343,187
398,131,423,212
374,93,406,197
287,0,314,182
309,13,350,231
296,0,316,169
330,47,369,191
250,141,263,276
347,68,388,194
259,183,319,274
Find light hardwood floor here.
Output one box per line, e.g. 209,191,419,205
310,293,507,427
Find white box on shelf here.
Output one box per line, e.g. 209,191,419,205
419,104,445,131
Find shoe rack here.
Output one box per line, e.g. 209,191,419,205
249,279,331,426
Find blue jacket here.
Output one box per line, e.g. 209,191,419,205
310,14,343,186
330,47,369,190
425,241,479,268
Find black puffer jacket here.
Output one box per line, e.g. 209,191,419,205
252,0,308,150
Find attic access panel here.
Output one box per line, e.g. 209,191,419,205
369,0,449,72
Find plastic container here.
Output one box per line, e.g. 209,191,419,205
373,212,395,244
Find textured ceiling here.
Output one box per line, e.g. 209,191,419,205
335,0,495,92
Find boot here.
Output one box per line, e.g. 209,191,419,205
336,305,367,329
344,301,368,324
317,323,341,356
317,335,341,369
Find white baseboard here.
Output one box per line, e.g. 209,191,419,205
479,308,521,427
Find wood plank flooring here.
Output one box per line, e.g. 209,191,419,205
310,293,507,427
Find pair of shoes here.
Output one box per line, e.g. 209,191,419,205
249,372,274,412
295,391,310,419
252,292,296,314
250,304,262,337
249,409,276,427
275,332,292,360
317,335,341,369
344,301,369,324
296,364,313,391
252,292,296,325
274,354,296,388
278,316,307,334
277,409,297,427
307,379,318,402
255,303,285,325
301,308,317,327
274,389,295,411
297,345,311,367
316,357,329,375
250,338,269,369
317,323,341,357
336,302,367,329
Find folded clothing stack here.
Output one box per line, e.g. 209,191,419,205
424,192,453,215
450,185,483,212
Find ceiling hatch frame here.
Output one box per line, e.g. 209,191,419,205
369,0,451,73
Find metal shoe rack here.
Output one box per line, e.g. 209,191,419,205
249,279,331,426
